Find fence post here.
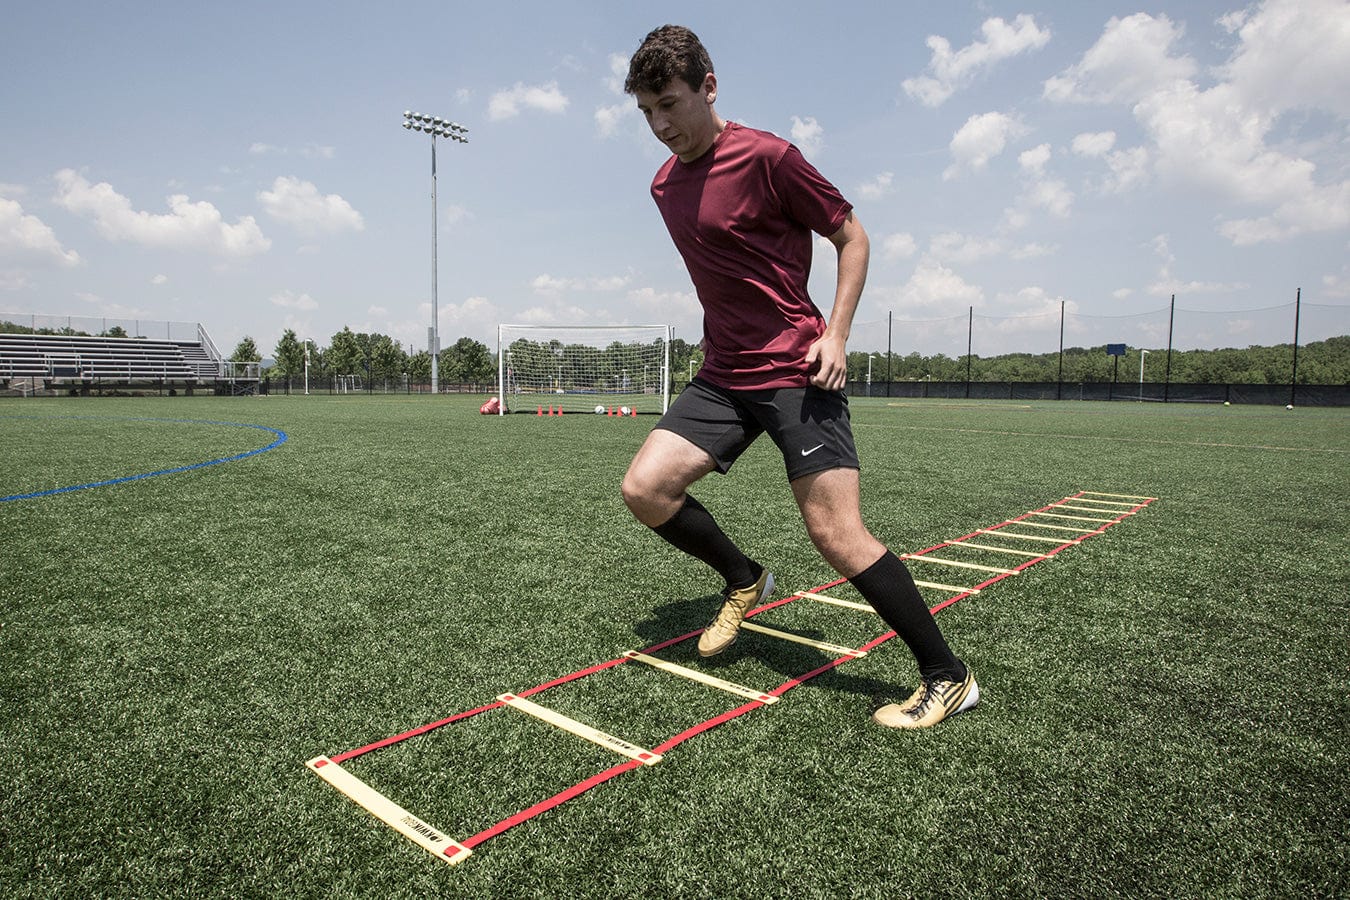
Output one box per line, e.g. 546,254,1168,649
886,311,892,398
1164,294,1175,403
965,306,973,399
1056,300,1064,401
1290,287,1301,407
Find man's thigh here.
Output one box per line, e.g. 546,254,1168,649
753,386,860,480
653,378,762,474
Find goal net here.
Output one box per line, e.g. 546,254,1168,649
497,324,672,415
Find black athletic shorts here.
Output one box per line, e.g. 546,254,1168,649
656,377,860,481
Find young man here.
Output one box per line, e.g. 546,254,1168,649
621,25,978,728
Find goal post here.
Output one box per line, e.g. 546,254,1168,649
497,324,672,415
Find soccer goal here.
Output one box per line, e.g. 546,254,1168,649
497,324,672,415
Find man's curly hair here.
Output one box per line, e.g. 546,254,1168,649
624,25,714,95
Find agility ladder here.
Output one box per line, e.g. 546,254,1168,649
306,490,1157,865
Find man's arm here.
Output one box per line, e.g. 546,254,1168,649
805,210,870,391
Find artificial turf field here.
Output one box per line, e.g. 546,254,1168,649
1,394,1346,898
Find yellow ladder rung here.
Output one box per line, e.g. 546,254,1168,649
945,540,1047,559
1069,498,1138,508
739,622,866,658
797,590,877,612
1012,521,1098,534
623,651,778,705
497,694,662,765
914,579,979,594
1054,504,1130,515
977,529,1080,544
901,554,1017,575
1032,511,1116,523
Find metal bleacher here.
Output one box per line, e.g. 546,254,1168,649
0,322,256,396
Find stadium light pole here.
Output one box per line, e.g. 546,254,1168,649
402,110,468,395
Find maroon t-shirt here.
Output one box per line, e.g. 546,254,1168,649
651,122,852,389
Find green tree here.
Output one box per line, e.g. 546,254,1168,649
272,329,305,378
327,327,365,375
230,336,262,363
442,337,494,384
408,351,432,385
369,333,406,380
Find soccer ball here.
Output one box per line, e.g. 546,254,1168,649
594,405,605,415
620,406,631,416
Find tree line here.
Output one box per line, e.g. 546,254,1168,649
4,321,1345,387
839,337,1349,385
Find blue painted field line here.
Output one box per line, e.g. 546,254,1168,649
0,417,288,502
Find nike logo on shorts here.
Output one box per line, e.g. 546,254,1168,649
801,443,825,457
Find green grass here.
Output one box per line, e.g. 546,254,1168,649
2,395,1347,898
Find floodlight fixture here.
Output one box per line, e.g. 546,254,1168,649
401,109,469,395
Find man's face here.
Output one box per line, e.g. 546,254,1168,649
634,74,718,163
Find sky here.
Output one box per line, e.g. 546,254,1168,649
2,0,1348,361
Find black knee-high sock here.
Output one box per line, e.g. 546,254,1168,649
652,495,759,591
849,551,964,681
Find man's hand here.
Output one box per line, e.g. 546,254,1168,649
805,332,848,391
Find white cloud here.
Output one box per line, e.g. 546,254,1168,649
53,169,270,257
1009,242,1056,260
270,289,319,311
1147,233,1249,295
930,232,1005,264
604,53,628,95
1136,79,1347,241
595,103,632,138
1049,3,1350,246
858,172,894,202
626,285,700,321
1043,13,1197,104
488,82,569,121
1322,266,1350,299
880,232,917,261
596,54,637,139
903,14,1051,107
0,269,32,291
1219,0,1350,119
0,196,81,266
891,258,984,314
1070,131,1116,158
928,232,1055,264
1018,143,1052,176
1000,144,1074,221
990,285,1076,320
1026,178,1073,218
442,204,472,228
1101,146,1151,194
531,273,631,293
1073,129,1149,196
249,142,335,159
258,176,364,235
790,116,824,157
150,273,167,285
943,112,1025,180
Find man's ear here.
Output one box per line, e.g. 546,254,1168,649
703,72,718,105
